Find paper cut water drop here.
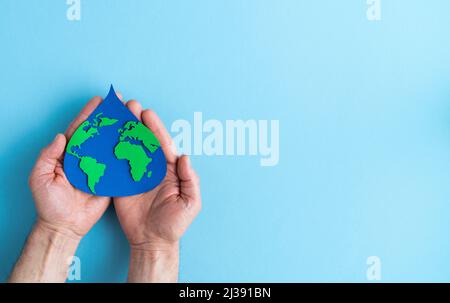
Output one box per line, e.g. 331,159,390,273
64,86,167,197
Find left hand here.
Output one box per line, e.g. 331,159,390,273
9,96,112,283
29,96,111,239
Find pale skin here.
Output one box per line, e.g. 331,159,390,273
8,96,201,283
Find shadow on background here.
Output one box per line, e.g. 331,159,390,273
0,89,129,282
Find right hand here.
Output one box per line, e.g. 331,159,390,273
113,101,202,252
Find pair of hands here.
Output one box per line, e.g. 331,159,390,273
27,96,201,282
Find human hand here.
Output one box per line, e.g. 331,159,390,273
113,100,202,282
29,96,111,240
10,96,112,282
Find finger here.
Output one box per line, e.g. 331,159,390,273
141,109,177,163
116,92,123,101
31,134,67,177
177,155,201,212
65,96,103,138
126,100,142,121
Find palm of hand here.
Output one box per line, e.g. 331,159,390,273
115,160,198,246
30,135,110,238
29,97,111,238
114,103,201,248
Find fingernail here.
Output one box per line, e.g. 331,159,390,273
53,134,64,143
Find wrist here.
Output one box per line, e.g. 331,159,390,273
130,239,179,254
35,219,83,243
129,241,179,283
9,221,80,282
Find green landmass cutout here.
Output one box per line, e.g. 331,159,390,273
114,121,161,182
79,156,106,194
66,121,99,157
115,141,152,181
66,113,118,193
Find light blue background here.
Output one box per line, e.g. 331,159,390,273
1,0,450,282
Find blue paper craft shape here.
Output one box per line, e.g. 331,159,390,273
63,86,167,197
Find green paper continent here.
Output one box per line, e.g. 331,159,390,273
114,121,161,182
66,113,118,193
79,156,106,194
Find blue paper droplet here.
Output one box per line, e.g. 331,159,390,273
63,86,167,197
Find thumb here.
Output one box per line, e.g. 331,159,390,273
176,155,201,212
31,134,67,177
